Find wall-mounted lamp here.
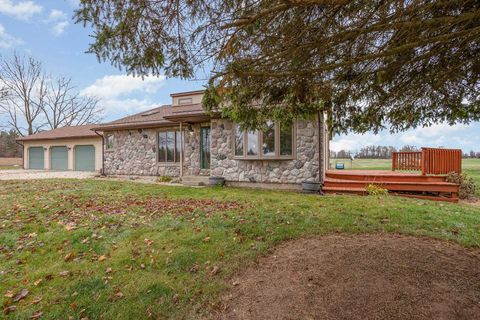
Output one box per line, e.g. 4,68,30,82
187,124,194,132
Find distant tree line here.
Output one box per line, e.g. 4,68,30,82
0,130,22,158
464,150,480,159
331,145,479,159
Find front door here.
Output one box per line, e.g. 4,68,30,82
200,127,211,169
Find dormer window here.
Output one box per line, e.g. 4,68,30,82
178,98,192,105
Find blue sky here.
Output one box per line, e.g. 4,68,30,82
0,0,479,152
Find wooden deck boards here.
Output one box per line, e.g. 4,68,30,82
324,170,459,202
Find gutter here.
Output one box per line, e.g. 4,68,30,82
94,130,105,176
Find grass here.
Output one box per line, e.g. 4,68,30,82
0,179,479,319
332,158,480,196
0,165,21,170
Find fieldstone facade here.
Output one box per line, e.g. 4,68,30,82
104,126,205,176
210,118,321,184
104,117,324,185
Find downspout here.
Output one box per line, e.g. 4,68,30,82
179,122,184,177
94,130,105,176
15,140,24,169
318,111,323,186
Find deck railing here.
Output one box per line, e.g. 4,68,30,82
392,148,462,175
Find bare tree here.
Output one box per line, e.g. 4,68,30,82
0,53,46,136
42,76,102,129
0,52,102,136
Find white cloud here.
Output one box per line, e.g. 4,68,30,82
332,123,472,152
0,23,23,48
399,123,468,146
47,9,66,21
80,75,166,99
45,9,69,37
51,21,69,36
80,74,167,114
0,0,42,20
330,132,383,152
100,98,161,114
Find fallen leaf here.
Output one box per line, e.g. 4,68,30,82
144,238,154,246
105,267,112,274
31,297,42,305
4,290,14,298
172,294,179,304
31,310,43,319
34,279,43,286
59,270,70,277
210,266,220,276
64,251,74,262
189,264,199,273
3,305,16,314
13,288,29,302
203,236,211,242
98,255,107,262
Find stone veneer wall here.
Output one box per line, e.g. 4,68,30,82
104,126,202,176
104,118,322,184
210,117,321,184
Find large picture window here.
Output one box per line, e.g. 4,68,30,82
234,121,294,159
158,130,182,162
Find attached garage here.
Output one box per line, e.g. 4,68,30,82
75,145,96,171
17,125,103,172
28,147,44,169
50,146,68,170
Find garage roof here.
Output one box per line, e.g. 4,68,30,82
16,125,101,141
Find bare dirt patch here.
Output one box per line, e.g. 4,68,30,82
216,234,480,320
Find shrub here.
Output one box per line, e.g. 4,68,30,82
157,176,173,183
366,184,389,196
445,172,477,199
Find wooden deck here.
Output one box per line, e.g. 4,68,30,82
323,170,459,202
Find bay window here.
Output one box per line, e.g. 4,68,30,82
158,130,182,163
234,122,294,159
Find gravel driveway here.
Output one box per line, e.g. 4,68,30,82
0,169,97,180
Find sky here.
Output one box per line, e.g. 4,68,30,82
0,0,479,153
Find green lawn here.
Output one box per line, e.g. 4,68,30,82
332,158,480,196
1,179,479,319
0,165,21,170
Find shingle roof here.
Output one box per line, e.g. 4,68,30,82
16,125,101,141
92,104,207,131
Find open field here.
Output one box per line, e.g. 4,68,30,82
331,158,480,196
0,179,479,319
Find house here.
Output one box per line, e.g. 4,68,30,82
92,90,330,189
16,125,103,171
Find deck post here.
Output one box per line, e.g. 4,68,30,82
392,153,396,171
421,148,426,175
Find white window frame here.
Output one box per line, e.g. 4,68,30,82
178,98,193,105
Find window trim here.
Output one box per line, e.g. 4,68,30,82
105,133,114,151
156,128,182,164
233,121,296,160
178,97,193,105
